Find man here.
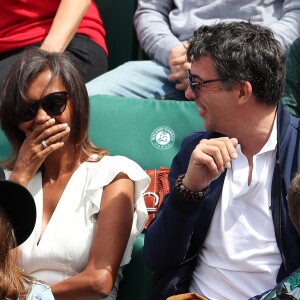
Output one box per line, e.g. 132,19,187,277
86,0,300,100
143,22,300,300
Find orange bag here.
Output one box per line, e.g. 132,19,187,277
143,166,170,231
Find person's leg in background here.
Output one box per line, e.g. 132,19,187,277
0,34,107,91
67,34,108,83
86,60,187,100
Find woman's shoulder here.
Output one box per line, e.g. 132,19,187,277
101,155,141,166
87,155,145,173
85,155,150,192
100,154,135,161
90,155,149,182
26,282,55,300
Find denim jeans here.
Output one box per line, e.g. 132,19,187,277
86,60,187,100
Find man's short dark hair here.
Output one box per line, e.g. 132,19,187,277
187,21,285,105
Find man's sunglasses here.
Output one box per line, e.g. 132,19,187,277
187,69,224,97
19,91,69,122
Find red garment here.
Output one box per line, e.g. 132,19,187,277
0,0,107,54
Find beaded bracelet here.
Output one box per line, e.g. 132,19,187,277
175,174,210,199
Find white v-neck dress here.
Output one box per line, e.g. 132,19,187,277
7,156,150,299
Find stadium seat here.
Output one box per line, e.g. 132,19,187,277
89,95,203,300
0,94,204,300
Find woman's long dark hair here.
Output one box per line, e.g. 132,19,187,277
0,208,35,299
0,47,108,169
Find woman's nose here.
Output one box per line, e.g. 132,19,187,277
34,107,51,122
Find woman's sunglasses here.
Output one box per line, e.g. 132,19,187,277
19,91,69,122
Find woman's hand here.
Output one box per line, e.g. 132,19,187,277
9,118,70,186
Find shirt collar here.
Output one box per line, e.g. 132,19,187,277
257,113,278,154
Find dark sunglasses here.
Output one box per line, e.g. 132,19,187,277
19,91,69,122
187,69,224,97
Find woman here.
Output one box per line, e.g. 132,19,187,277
0,47,150,299
0,176,54,299
0,0,107,86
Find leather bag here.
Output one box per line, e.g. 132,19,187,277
143,166,170,231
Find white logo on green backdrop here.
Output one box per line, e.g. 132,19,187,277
151,126,175,150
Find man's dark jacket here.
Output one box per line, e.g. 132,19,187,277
144,105,300,300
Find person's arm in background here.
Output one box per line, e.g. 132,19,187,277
41,0,91,52
268,0,300,54
134,0,190,91
134,0,180,68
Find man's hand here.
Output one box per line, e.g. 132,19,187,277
168,43,191,91
183,137,239,191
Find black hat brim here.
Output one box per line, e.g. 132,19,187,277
0,180,36,246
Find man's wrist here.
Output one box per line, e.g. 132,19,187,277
175,174,210,199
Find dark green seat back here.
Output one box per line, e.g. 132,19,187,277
88,95,203,300
0,95,204,300
89,95,202,170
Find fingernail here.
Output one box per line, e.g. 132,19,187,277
231,152,238,159
225,161,231,169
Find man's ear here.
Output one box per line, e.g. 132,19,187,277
237,81,252,106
